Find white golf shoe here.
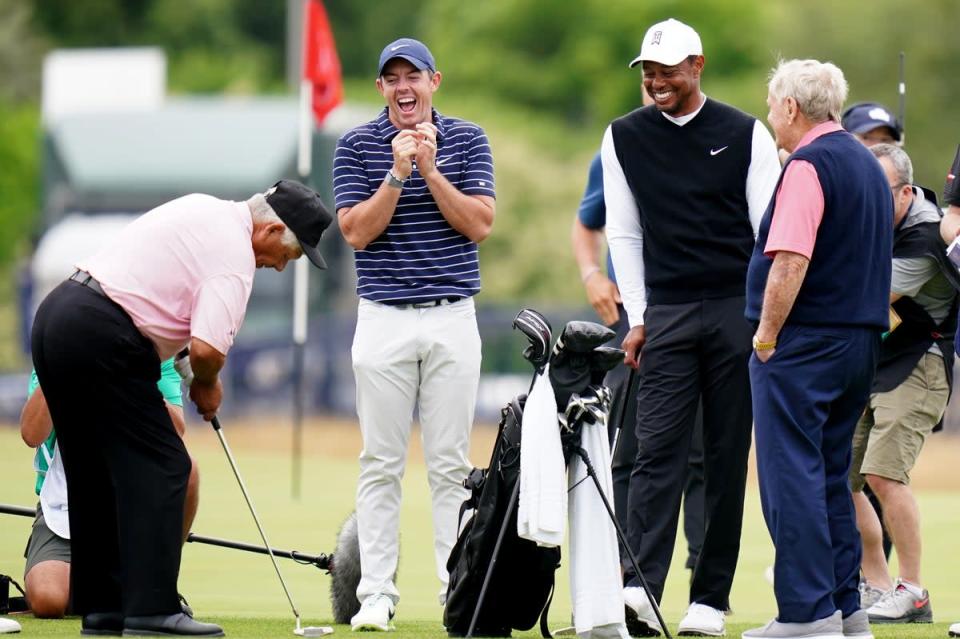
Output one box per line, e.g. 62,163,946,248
949,621,960,636
623,586,663,637
678,602,725,636
0,617,20,634
350,594,395,632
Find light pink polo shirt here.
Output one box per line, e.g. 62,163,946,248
78,194,255,360
764,121,844,259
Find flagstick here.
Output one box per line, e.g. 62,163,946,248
291,34,313,498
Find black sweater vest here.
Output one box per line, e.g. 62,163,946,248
610,99,756,304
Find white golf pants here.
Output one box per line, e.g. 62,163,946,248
352,297,481,605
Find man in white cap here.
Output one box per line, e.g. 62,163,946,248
603,18,780,637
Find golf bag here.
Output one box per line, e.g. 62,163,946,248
443,395,561,637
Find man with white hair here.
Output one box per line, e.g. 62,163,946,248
30,180,331,637
745,59,892,639
603,17,780,637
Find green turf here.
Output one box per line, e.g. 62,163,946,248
2,423,959,638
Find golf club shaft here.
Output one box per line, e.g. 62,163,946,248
571,445,673,639
211,416,301,621
0,502,331,571
610,366,637,457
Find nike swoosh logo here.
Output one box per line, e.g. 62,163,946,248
710,146,729,156
390,45,406,52
436,156,451,166
914,599,929,609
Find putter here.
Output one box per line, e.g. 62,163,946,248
211,416,332,637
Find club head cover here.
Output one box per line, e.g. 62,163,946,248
588,346,625,384
549,351,592,411
945,144,960,207
551,321,615,359
513,308,553,368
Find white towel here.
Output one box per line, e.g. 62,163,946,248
517,366,566,547
568,412,629,639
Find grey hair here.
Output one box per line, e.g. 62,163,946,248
247,193,299,250
768,59,849,124
871,143,914,186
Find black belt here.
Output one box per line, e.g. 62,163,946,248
69,270,106,297
391,296,462,310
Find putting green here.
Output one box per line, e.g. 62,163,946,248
1,417,959,637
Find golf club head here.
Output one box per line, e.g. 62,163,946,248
294,624,333,637
513,308,553,368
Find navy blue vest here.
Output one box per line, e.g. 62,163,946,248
745,130,892,328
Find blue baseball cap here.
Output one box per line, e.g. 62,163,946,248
377,38,435,76
841,102,902,142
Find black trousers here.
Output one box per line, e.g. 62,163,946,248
606,309,705,570
624,297,753,611
31,280,190,617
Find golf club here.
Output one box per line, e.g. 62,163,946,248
210,415,331,637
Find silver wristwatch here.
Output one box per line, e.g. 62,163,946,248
385,170,405,189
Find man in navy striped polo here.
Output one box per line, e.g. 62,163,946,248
333,37,495,632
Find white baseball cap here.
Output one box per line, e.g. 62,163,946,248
629,18,703,68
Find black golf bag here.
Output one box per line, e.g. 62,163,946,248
443,395,561,637
444,314,625,638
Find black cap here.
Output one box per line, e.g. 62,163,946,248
265,180,332,269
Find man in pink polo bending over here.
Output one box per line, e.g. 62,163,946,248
30,180,330,638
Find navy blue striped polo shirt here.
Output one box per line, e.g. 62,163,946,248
333,107,496,305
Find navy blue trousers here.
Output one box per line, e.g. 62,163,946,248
750,324,880,623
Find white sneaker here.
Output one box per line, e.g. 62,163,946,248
0,617,20,634
623,586,663,637
857,581,885,610
866,579,932,624
678,602,725,636
350,594,395,632
949,621,960,637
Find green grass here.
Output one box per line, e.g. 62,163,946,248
2,422,959,638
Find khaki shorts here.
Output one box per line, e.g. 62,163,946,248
23,504,71,576
850,352,948,491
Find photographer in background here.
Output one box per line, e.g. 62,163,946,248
850,144,958,624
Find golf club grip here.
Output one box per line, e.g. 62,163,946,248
211,415,222,431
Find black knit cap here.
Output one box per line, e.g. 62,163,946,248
265,180,332,269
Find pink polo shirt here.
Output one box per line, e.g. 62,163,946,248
78,194,255,360
764,121,844,259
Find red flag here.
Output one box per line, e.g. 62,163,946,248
302,0,343,126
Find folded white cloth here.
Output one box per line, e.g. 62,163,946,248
569,412,628,639
517,365,566,547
